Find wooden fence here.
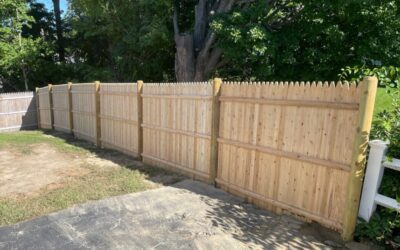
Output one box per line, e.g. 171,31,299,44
142,83,213,182
37,86,52,129
217,81,361,231
100,83,139,157
52,83,72,133
35,77,378,240
71,83,99,144
0,92,37,132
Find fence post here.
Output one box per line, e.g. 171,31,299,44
342,76,378,241
67,82,74,134
35,87,41,129
137,80,144,160
359,140,388,221
48,84,54,129
209,78,222,185
95,81,101,147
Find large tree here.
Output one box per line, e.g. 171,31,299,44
0,0,41,90
174,0,400,81
173,0,235,81
173,0,299,81
0,0,60,91
68,0,174,82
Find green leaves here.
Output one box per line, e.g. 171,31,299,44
339,66,400,88
68,0,174,82
0,0,52,90
211,0,400,81
371,88,400,158
356,168,400,247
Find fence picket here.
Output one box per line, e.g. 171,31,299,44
33,77,378,239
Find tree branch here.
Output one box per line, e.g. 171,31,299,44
194,0,207,51
173,4,179,35
205,48,223,76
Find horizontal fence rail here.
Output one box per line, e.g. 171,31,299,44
216,81,362,232
35,77,378,240
0,91,37,132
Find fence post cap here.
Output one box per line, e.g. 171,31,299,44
369,139,389,148
362,76,378,82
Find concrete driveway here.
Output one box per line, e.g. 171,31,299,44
0,180,353,249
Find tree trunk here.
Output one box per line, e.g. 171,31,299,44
174,0,234,82
16,8,29,90
21,62,28,90
175,34,195,81
52,0,65,62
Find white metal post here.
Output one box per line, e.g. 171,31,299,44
359,140,389,221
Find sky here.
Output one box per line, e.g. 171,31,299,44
37,0,68,13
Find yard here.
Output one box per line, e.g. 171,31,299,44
0,131,360,249
374,87,394,117
0,131,182,226
0,83,390,249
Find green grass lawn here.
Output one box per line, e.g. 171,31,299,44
374,87,394,118
0,131,178,226
0,165,150,225
0,130,85,154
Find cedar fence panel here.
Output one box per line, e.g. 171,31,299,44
37,77,377,239
71,83,98,143
0,92,37,132
216,81,362,231
100,83,139,157
142,82,213,181
52,84,72,133
37,86,52,129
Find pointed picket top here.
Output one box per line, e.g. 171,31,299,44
349,80,357,90
341,81,348,89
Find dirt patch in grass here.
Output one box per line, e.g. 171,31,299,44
0,131,184,226
0,144,87,198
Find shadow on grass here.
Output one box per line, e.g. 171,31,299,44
40,129,344,248
41,129,185,187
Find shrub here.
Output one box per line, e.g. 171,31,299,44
371,89,400,158
339,66,400,88
355,89,400,247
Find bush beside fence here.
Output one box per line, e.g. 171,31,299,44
35,77,378,240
